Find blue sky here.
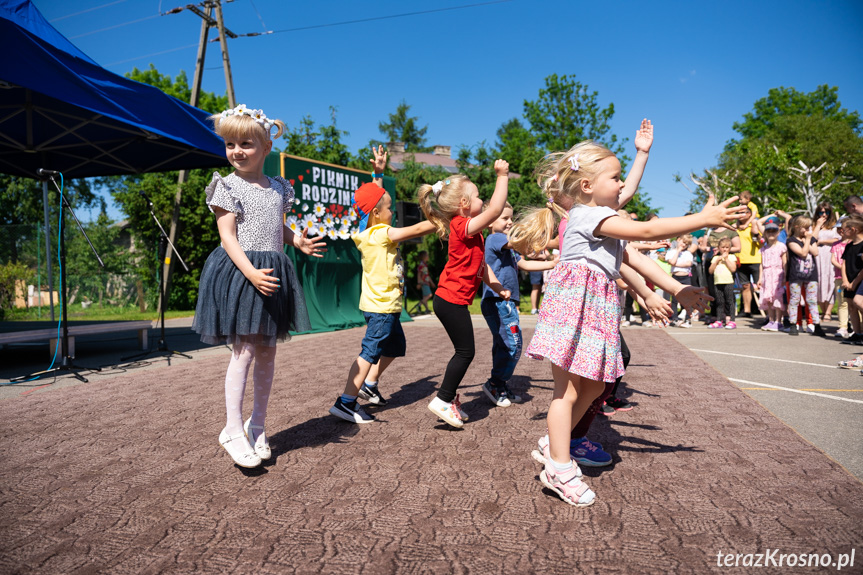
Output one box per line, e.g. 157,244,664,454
34,0,863,220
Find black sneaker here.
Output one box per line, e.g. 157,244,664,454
329,397,375,423
482,380,511,407
842,333,862,345
605,396,633,412
358,383,388,405
599,402,615,416
788,325,799,336
811,324,826,338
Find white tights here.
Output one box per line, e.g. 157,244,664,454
224,339,276,435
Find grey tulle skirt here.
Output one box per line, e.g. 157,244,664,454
193,247,311,347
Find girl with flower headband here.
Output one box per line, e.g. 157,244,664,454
193,104,327,468
416,159,512,427
508,140,745,506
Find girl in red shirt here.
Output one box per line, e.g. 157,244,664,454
417,159,511,427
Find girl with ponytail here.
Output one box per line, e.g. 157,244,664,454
510,140,745,506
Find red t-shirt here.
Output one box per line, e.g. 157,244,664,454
436,215,485,305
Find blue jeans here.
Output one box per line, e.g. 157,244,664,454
480,297,523,385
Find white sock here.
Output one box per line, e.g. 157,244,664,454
549,457,573,474
364,379,378,388
224,340,254,435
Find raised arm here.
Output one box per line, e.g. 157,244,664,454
597,194,746,242
370,145,387,187
466,159,509,236
388,220,437,244
618,119,653,209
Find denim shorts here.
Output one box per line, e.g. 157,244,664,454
359,312,406,364
421,284,432,297
529,271,543,285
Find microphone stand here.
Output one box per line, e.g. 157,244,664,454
121,194,192,363
12,173,104,383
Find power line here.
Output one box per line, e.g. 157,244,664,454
247,0,267,31
105,43,199,67
267,0,513,35
50,0,128,22
68,14,159,39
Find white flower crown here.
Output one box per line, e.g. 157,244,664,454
219,104,274,131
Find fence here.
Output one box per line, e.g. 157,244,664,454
0,223,158,320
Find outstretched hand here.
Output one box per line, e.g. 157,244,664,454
296,228,328,258
634,118,653,153
673,285,712,315
369,145,387,174
644,291,672,322
700,193,748,231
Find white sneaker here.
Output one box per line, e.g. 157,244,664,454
620,319,631,327
806,323,816,334
680,321,691,328
836,328,850,339
428,396,464,428
530,308,539,315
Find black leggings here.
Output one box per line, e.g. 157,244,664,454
433,295,475,403
572,331,631,439
714,283,736,321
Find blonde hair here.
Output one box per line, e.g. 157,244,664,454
718,237,732,248
208,112,286,145
790,215,812,236
508,141,615,255
416,175,471,238
843,215,863,231
677,234,693,248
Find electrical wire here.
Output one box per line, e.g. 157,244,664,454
248,0,267,31
105,43,199,68
68,13,160,40
50,0,128,22
267,0,513,35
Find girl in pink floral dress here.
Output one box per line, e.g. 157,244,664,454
508,141,744,507
757,221,787,331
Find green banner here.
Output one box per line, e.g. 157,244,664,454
263,153,409,334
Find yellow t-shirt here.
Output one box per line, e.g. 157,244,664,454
737,223,762,264
352,224,404,313
748,201,760,219
711,254,737,285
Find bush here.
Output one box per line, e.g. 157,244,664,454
0,261,35,320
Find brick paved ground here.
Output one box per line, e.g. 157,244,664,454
1,324,861,574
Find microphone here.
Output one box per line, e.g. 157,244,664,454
139,190,155,207
37,168,60,177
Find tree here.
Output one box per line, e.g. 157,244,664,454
686,85,863,215
378,101,430,152
522,74,628,165
282,107,355,167
125,65,228,114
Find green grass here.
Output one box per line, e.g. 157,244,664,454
3,305,196,322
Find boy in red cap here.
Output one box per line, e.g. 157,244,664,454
329,146,437,423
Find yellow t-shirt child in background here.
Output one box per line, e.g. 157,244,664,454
712,254,738,284
353,223,404,314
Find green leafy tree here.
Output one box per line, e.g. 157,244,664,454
283,107,354,167
378,101,431,152
687,85,863,215
125,65,228,114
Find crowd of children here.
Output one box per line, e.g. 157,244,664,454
196,106,854,508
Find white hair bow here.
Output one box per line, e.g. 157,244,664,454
569,154,580,171
431,181,444,196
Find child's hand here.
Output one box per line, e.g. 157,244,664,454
369,145,387,174
249,267,280,296
634,118,653,153
295,228,328,258
673,285,712,314
498,289,511,300
494,159,509,177
644,292,672,322
700,193,748,230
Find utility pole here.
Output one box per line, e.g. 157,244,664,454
160,0,237,313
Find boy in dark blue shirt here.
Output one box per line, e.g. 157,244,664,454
481,203,557,406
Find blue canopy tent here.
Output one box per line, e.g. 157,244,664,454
0,0,228,178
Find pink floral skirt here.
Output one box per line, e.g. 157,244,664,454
526,262,624,382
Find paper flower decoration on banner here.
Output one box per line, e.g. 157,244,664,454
312,222,326,237
326,228,337,240
348,207,358,220
337,225,352,240
286,216,299,234
302,214,317,232
302,203,310,212
340,216,351,227
323,214,337,229
313,202,326,217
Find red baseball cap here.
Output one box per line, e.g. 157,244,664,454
353,182,386,232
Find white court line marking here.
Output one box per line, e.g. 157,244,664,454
729,378,863,405
689,349,835,369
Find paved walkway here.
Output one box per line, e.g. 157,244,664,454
1,322,861,573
